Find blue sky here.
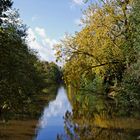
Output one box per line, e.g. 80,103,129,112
12,0,87,62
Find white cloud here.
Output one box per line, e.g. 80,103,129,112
70,0,84,10
27,28,40,50
26,27,58,62
72,0,84,5
31,15,39,21
74,18,83,25
38,87,72,128
35,27,47,38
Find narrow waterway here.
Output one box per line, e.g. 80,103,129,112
0,85,140,140
0,86,71,140
35,86,71,140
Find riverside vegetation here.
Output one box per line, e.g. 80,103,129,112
55,0,140,117
55,0,140,139
0,0,140,140
0,0,62,120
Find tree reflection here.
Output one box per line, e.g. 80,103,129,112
58,92,140,140
0,85,59,140
0,85,59,121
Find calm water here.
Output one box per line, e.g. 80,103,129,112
35,86,71,140
0,86,140,140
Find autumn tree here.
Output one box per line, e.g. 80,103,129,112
55,0,133,95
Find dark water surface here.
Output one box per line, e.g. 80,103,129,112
0,86,140,140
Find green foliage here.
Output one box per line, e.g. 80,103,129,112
130,0,140,53
0,25,42,114
115,0,140,116
0,0,13,24
43,62,62,84
0,1,62,119
117,59,140,116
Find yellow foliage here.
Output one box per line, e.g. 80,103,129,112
55,0,132,85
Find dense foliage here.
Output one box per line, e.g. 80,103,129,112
0,0,13,25
0,1,61,119
55,0,140,113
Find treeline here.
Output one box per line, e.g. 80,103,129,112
55,0,140,115
0,0,61,118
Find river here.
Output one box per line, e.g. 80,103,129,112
35,86,71,140
0,86,72,140
0,86,140,140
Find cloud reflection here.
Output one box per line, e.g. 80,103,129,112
38,86,71,128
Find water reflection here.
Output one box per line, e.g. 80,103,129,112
35,86,72,140
0,85,140,140
57,91,140,140
0,85,59,140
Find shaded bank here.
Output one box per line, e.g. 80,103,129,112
0,85,60,140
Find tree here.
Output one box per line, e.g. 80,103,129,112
0,2,47,117
116,0,140,114
0,0,13,25
55,0,132,93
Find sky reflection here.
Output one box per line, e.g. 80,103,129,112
35,86,72,140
